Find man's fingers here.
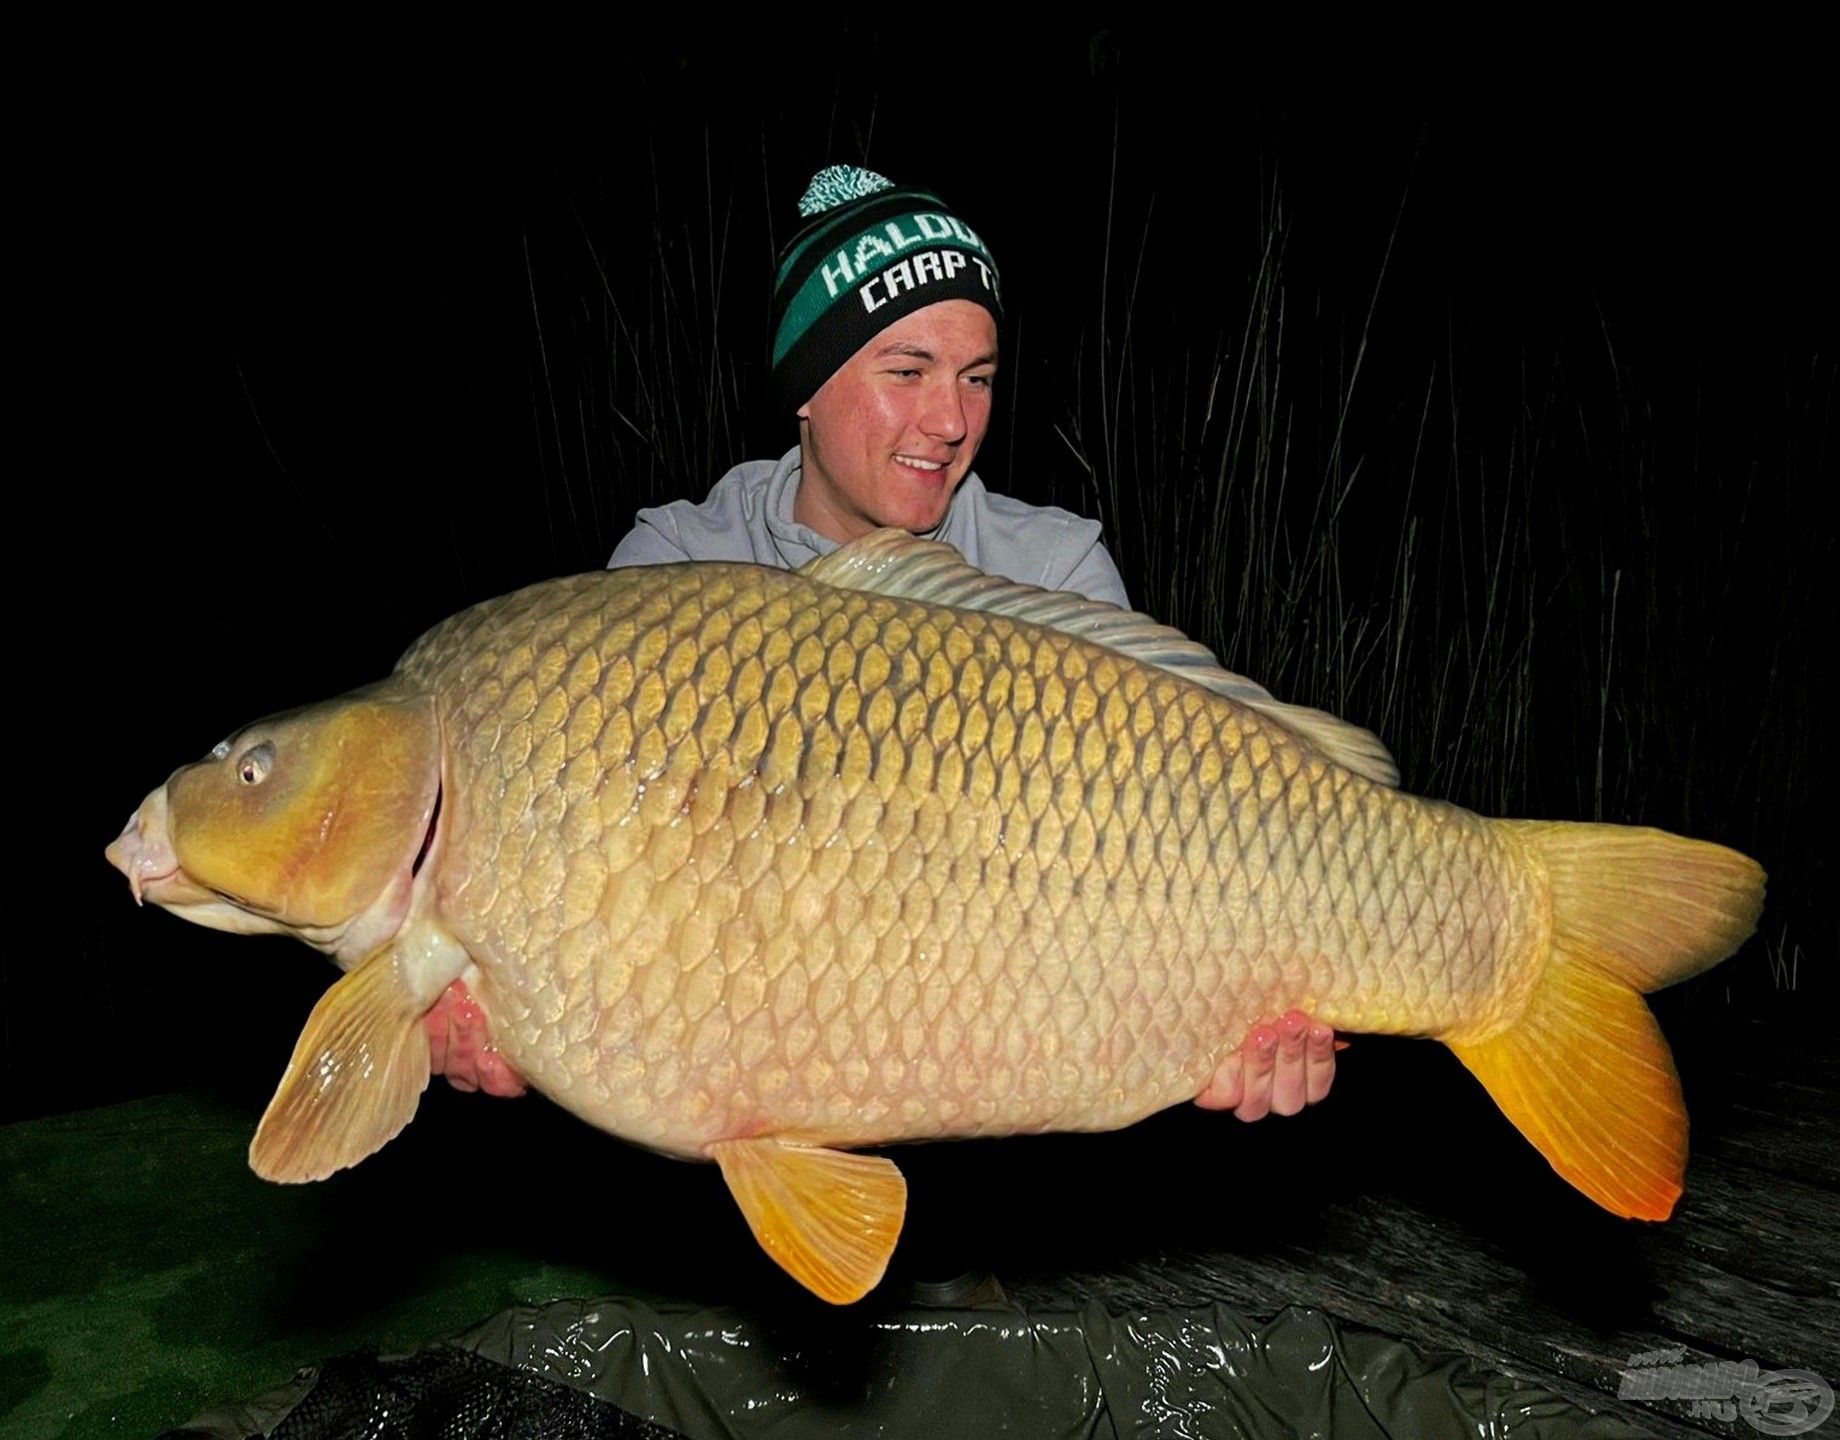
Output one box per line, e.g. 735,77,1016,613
1305,1021,1336,1104
427,979,494,1094
1234,1024,1278,1123
445,1009,482,1092
1197,1010,1341,1120
425,1007,450,1072
476,1050,530,1098
1194,1053,1245,1111
1267,1011,1309,1116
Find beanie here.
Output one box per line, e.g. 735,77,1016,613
770,165,1002,412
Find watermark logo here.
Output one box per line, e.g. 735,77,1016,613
1618,1347,1833,1434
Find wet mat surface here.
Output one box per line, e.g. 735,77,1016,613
174,1298,1647,1440
262,1348,688,1439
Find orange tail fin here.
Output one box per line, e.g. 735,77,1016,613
1449,823,1765,1219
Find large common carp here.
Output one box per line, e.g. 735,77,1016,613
107,532,1764,1303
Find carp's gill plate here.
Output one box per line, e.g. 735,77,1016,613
107,531,1764,1303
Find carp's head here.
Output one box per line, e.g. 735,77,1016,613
106,688,442,960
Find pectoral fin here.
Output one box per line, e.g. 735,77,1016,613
250,945,431,1182
710,1138,907,1304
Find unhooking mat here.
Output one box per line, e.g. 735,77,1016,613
176,1296,1642,1439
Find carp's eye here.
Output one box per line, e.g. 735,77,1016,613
237,742,275,786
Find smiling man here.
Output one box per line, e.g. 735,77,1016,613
432,169,1337,1127
607,167,1131,605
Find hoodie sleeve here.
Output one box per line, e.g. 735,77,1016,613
1063,537,1131,609
607,516,692,569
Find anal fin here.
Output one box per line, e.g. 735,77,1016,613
710,1138,907,1304
250,945,431,1182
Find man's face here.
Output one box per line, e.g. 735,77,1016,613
794,299,998,541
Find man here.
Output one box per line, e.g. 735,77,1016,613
430,167,1338,1124
606,167,1129,606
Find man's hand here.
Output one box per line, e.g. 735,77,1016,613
1194,1009,1337,1121
425,980,528,1097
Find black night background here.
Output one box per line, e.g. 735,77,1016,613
7,15,1837,1434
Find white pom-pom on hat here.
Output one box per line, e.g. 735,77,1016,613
798,165,895,217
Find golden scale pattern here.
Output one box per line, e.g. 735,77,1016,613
397,565,1537,1158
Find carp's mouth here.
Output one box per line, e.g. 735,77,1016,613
106,805,289,935
107,794,212,909
129,865,216,908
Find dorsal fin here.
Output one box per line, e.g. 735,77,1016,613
800,530,1399,787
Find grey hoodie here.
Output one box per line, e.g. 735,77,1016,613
607,447,1130,608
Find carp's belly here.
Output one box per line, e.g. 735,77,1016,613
469,933,1246,1158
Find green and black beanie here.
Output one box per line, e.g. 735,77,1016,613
770,165,1002,412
